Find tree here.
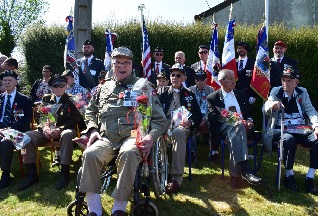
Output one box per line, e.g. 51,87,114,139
0,0,48,56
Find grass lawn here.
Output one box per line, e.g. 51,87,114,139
0,140,317,216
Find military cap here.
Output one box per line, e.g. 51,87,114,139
111,47,133,59
157,72,168,80
274,40,287,49
48,74,67,86
237,41,250,52
195,69,207,79
282,67,299,79
199,45,209,50
0,70,18,80
61,70,74,78
153,47,164,53
169,63,186,75
83,40,94,46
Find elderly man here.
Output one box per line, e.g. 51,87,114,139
18,74,82,191
78,47,166,216
207,69,261,188
0,70,32,189
191,45,212,85
158,63,202,194
263,67,318,194
77,40,105,90
149,47,170,86
270,40,298,88
175,51,196,87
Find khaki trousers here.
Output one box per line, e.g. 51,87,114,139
79,137,142,201
23,129,76,165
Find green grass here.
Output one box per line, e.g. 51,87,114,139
0,141,317,216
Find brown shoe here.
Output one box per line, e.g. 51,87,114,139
165,180,180,194
111,210,128,216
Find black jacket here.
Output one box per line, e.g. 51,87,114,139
149,62,171,86
236,57,257,98
78,56,105,90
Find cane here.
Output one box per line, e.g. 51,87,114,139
278,106,285,191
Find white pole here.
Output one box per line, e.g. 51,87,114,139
265,0,269,42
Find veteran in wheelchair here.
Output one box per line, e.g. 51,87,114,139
77,47,167,216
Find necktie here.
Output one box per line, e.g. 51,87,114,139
155,63,159,75
277,58,281,66
3,95,12,126
83,59,88,74
239,60,244,70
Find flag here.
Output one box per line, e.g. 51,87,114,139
206,23,221,90
64,15,76,69
141,14,152,78
221,19,238,80
104,29,118,71
250,25,270,100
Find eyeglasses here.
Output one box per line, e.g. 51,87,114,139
199,50,208,54
171,73,183,78
155,53,164,56
52,83,66,88
195,77,206,81
113,61,132,67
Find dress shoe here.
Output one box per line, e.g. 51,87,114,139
241,173,261,185
111,210,128,216
305,178,318,195
210,153,221,165
283,175,298,191
165,180,180,194
230,176,241,189
17,163,39,191
0,176,12,189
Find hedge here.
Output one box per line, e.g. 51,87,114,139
20,21,318,129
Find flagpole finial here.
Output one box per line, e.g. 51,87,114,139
138,4,145,12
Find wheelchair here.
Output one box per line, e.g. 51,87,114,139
66,135,168,216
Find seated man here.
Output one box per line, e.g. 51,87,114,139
157,63,203,194
78,47,166,216
63,69,90,103
263,67,318,194
207,69,261,188
18,74,82,191
0,70,32,189
156,72,169,89
189,70,216,159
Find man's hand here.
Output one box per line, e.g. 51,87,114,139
87,129,103,147
51,128,62,140
314,127,318,140
243,119,254,130
179,119,191,129
271,101,283,110
139,134,154,158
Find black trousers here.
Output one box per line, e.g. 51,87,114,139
0,140,15,171
273,131,318,169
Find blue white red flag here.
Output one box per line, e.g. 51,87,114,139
104,29,118,70
222,19,238,80
64,15,76,68
250,25,270,100
206,23,221,90
141,14,152,78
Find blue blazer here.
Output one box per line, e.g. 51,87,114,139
0,91,33,132
78,56,105,90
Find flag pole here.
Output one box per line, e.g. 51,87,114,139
229,3,233,21
265,0,269,42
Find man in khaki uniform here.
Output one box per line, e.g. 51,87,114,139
78,47,167,216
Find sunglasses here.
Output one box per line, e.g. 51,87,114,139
155,53,164,56
195,77,206,81
171,73,183,78
52,83,66,88
199,50,208,54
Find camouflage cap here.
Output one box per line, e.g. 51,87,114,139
111,47,133,59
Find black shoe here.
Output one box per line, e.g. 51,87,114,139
17,175,39,191
305,178,318,195
0,177,12,189
87,213,97,216
210,153,221,165
230,176,241,189
283,175,298,191
241,173,261,185
55,164,70,190
111,210,128,216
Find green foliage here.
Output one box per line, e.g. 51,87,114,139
0,0,48,55
21,21,318,128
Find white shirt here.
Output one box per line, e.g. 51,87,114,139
238,56,248,69
1,89,17,122
81,55,94,71
221,89,242,117
155,61,163,72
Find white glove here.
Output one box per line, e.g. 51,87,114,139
249,97,256,104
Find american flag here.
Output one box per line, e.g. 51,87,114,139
250,25,270,100
141,14,152,78
206,23,221,90
64,15,76,68
104,29,118,71
222,19,238,80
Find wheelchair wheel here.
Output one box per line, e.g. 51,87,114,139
150,136,168,199
132,200,158,216
67,200,88,216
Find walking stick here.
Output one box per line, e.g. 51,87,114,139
278,106,285,191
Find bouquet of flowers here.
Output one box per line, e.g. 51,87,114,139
70,93,88,118
217,107,242,126
168,106,192,136
37,103,62,140
0,128,31,150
